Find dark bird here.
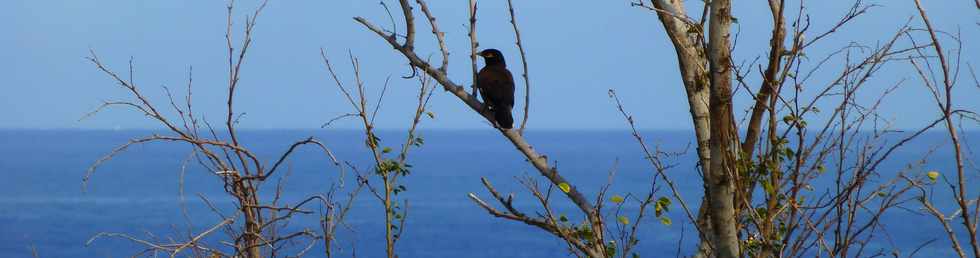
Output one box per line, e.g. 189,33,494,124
477,49,515,129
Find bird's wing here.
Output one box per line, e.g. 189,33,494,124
501,69,515,107
479,66,516,107
477,67,500,106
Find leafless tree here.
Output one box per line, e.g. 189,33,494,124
320,48,437,258
82,2,362,257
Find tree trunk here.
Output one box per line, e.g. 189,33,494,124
237,182,263,258
705,0,740,257
649,1,715,256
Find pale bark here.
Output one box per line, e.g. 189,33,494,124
705,0,740,257
648,1,714,256
649,0,711,177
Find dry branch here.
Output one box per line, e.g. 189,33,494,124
506,0,531,134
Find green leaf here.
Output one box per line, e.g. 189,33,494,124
655,197,671,217
610,195,625,204
393,184,407,195
617,215,630,225
782,115,796,124
783,148,795,159
605,241,617,257
426,111,436,119
927,170,939,182
559,214,568,222
558,182,571,193
382,147,392,154
605,241,618,257
657,197,672,206
659,217,672,226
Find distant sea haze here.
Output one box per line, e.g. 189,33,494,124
0,129,972,257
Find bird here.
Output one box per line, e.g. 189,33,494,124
476,49,516,129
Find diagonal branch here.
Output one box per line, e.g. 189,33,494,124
354,13,595,220
415,0,448,72
468,180,599,258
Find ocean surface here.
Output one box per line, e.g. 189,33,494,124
0,129,974,257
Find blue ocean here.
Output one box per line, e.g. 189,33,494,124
0,129,973,257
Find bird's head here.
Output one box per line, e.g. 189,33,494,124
478,49,506,66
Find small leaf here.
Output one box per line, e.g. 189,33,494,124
610,195,625,204
559,214,568,222
782,115,796,124
558,183,571,193
426,111,436,119
382,147,392,153
659,217,672,226
926,170,939,182
655,197,671,216
783,148,795,159
617,215,630,225
657,197,671,210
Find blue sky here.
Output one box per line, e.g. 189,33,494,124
2,1,976,130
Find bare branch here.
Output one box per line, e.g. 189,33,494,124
468,0,479,96
506,0,531,135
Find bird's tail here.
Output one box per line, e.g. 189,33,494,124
495,106,514,129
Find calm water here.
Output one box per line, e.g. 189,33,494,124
0,129,973,257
